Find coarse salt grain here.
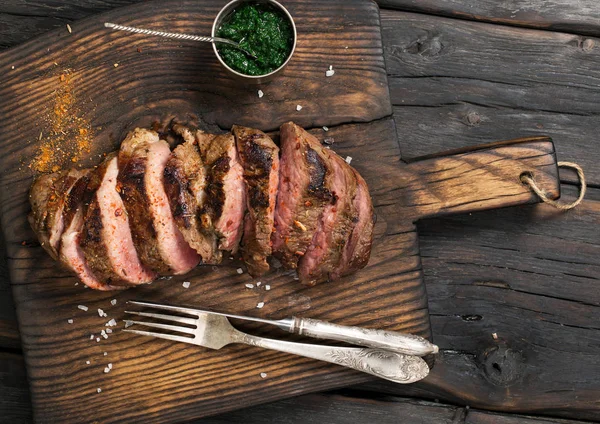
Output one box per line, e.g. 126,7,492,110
323,126,329,131
78,305,88,311
110,299,117,306
90,334,94,340
258,89,264,98
11,66,14,70
182,281,191,289
66,24,72,34
104,352,108,356
245,283,254,289
97,388,102,393
113,63,119,68
256,302,265,309
98,308,105,317
325,68,335,77
106,328,113,334
256,282,262,287
108,363,113,370
492,332,498,340
106,318,117,327
96,337,100,342
86,360,91,365
67,319,73,324
296,105,302,111
237,268,244,274
104,367,110,373
265,285,271,291
260,372,267,378
124,320,133,328
345,156,352,164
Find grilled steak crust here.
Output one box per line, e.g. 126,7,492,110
196,130,246,253
233,125,279,276
80,154,156,285
297,151,358,286
117,129,169,273
272,122,335,269
164,125,220,264
118,128,200,274
28,169,86,260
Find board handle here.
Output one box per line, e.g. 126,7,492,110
399,136,560,220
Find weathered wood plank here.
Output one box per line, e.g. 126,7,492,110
360,185,600,422
376,0,600,37
0,352,32,424
381,11,600,186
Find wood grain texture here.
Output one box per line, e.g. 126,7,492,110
2,352,592,424
380,10,600,185
376,0,600,37
359,184,600,421
0,352,32,424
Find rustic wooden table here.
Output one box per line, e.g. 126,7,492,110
1,1,598,423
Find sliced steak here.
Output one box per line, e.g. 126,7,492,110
330,169,374,279
118,128,200,274
297,151,358,285
272,122,336,269
80,154,157,285
28,169,86,260
164,125,220,264
233,125,279,276
196,130,246,253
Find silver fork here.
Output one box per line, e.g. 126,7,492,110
123,302,430,384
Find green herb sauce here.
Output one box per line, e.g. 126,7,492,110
216,3,294,76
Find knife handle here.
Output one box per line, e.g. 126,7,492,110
291,317,438,356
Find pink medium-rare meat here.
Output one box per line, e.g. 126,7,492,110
118,128,200,274
163,125,221,264
272,122,335,269
233,125,279,276
297,151,358,285
28,169,86,260
80,154,156,285
145,139,201,273
330,169,374,280
196,130,246,252
60,208,126,291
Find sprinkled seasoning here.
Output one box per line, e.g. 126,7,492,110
182,281,191,289
256,302,265,309
30,70,94,173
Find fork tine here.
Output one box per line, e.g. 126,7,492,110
124,320,196,335
123,329,195,344
124,310,197,326
128,300,200,316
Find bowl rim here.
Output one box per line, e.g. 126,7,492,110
211,0,297,79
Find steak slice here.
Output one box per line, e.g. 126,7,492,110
196,130,246,253
164,125,220,264
330,169,374,279
118,128,200,274
28,169,86,260
233,125,279,276
80,155,157,285
297,151,358,285
272,122,336,269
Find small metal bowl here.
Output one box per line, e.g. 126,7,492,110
212,0,296,84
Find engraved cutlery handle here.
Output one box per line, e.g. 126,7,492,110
292,317,438,356
238,333,430,384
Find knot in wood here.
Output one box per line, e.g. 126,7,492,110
481,346,523,387
582,39,595,52
464,111,481,126
404,34,443,57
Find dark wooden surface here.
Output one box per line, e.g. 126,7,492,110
0,1,599,423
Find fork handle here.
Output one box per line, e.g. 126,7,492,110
291,317,438,356
237,333,429,384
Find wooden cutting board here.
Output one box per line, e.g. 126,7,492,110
0,0,561,422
